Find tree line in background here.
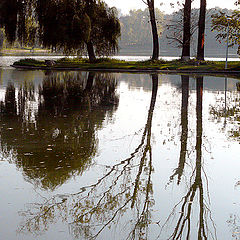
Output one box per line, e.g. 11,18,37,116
119,7,237,57
0,0,240,62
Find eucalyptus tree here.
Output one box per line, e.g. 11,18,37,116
181,0,192,60
197,0,207,60
142,0,159,60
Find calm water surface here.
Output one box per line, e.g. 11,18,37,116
0,64,240,240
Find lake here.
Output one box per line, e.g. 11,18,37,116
0,61,240,239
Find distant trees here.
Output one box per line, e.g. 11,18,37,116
120,8,163,49
0,0,121,62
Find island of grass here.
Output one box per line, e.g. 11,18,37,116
11,57,240,75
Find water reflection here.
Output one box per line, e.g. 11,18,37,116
170,76,189,185
161,77,216,240
210,79,240,141
0,72,119,190
16,74,158,239
0,71,239,240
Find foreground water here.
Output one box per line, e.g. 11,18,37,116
0,66,240,240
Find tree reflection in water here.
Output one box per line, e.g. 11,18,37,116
14,74,159,239
210,82,240,141
161,76,216,240
210,80,240,239
169,75,189,185
0,72,119,190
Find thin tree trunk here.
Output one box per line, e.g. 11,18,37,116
181,0,192,61
86,41,96,63
85,72,95,91
147,0,159,60
197,0,207,61
177,75,189,184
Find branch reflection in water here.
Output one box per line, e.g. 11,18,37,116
209,78,240,238
13,74,159,239
160,76,217,240
0,71,119,190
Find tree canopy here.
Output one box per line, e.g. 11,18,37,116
0,0,121,61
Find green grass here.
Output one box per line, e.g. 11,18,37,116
12,57,240,73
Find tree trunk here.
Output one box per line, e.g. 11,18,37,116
181,0,192,61
86,41,96,63
197,0,207,61
178,75,189,184
85,72,95,91
147,0,159,60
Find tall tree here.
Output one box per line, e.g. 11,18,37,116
181,0,192,60
197,0,207,60
165,8,199,49
143,0,159,60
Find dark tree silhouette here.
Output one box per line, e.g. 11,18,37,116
0,72,119,190
146,0,160,60
0,0,121,62
181,0,192,60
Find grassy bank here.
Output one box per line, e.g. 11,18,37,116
11,57,240,73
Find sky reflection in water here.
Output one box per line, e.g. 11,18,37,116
0,68,240,240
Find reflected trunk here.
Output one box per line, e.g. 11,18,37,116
170,75,189,184
85,72,95,91
17,74,159,240
0,83,17,115
131,74,158,207
162,77,215,239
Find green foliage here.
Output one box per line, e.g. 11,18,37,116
0,0,121,58
212,10,240,54
35,0,120,57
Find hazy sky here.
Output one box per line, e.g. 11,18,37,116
105,0,238,14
